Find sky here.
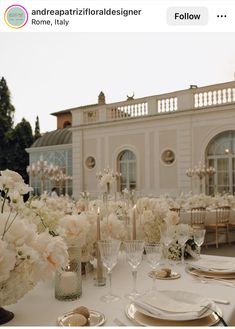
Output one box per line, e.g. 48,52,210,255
0,32,235,132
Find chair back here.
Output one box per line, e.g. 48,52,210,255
169,208,181,216
190,207,206,227
216,206,230,224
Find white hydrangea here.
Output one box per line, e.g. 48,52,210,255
0,240,16,282
101,213,127,240
58,213,90,247
0,213,36,247
32,232,69,280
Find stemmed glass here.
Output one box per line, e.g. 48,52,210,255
145,243,162,291
98,239,121,303
160,225,176,265
176,224,191,265
124,240,145,300
193,228,206,257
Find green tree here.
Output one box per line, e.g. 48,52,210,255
9,118,34,183
34,115,41,140
0,77,15,169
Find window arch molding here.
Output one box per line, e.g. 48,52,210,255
112,144,139,191
199,125,235,162
205,130,235,195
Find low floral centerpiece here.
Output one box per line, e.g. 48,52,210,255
0,170,68,324
167,224,200,261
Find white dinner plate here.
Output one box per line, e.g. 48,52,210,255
126,303,221,327
133,290,215,321
190,259,235,273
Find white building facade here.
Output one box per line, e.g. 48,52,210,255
27,81,235,199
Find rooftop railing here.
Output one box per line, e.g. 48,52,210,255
77,81,235,125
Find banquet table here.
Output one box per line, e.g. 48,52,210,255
180,208,235,225
180,210,235,244
6,254,235,326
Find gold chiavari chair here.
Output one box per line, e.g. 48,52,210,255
169,207,181,218
190,207,207,247
206,206,230,248
190,207,207,229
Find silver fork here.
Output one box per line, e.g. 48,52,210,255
193,275,235,287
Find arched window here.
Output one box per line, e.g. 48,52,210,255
118,150,136,191
206,131,235,195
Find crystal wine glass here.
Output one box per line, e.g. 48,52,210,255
98,239,121,303
193,228,206,257
124,240,145,300
144,243,162,291
176,224,191,265
160,225,176,265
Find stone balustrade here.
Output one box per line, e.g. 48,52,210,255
75,81,235,126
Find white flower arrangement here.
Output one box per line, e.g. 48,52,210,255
25,195,96,262
167,223,199,261
96,168,121,193
0,170,68,306
100,213,127,241
136,197,175,243
183,193,212,210
211,193,235,209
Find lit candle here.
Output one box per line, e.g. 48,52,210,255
132,205,137,240
58,271,78,295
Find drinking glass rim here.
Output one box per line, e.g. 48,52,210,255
123,240,145,244
98,239,121,244
144,242,161,246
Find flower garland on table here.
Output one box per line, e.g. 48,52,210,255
0,170,68,307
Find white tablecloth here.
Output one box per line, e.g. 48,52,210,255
6,254,235,326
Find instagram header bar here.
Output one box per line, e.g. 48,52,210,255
0,1,234,32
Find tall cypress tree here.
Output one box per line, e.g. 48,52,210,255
9,118,34,183
0,77,15,169
34,115,41,141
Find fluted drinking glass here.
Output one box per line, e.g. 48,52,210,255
193,228,206,257
176,225,191,265
98,240,121,303
145,243,161,291
160,225,176,265
124,240,145,300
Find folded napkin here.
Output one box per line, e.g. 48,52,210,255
191,259,235,272
134,290,212,321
